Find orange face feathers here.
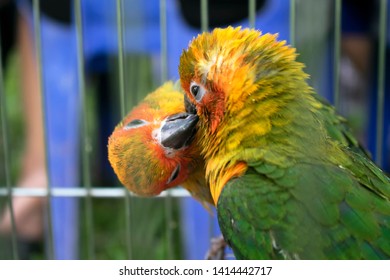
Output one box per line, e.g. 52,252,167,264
108,82,213,205
109,82,190,194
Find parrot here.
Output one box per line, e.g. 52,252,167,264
108,82,230,260
174,26,390,259
107,81,213,206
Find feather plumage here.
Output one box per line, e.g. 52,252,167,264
179,27,390,259
108,81,212,206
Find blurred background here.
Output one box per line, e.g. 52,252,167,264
0,0,389,260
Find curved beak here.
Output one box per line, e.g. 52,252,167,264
184,94,197,114
160,112,199,149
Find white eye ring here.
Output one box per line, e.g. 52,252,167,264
190,81,206,102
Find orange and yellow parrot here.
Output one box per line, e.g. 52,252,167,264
175,27,390,259
108,81,212,206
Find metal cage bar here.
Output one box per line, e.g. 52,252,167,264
158,0,174,259
0,187,191,198
32,0,55,260
160,0,168,84
74,0,95,259
117,0,126,120
289,0,296,47
249,0,256,28
1,0,389,261
116,0,133,259
289,0,297,47
201,0,209,32
333,0,341,109
0,28,19,260
376,0,388,167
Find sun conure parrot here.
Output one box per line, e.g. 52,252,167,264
175,26,390,259
107,81,213,206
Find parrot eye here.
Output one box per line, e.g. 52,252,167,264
124,119,148,130
190,84,199,96
190,81,206,102
166,164,181,185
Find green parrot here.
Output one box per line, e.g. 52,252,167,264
174,26,390,259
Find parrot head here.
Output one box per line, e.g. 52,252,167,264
108,81,212,203
178,27,312,202
179,26,304,136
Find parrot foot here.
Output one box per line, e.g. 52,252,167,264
205,235,226,260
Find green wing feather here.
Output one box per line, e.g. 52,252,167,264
218,158,390,259
217,100,390,260
315,94,370,157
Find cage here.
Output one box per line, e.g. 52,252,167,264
0,0,389,260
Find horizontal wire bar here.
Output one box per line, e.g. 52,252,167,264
0,187,192,198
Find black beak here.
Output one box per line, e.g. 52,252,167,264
160,112,199,149
184,94,197,114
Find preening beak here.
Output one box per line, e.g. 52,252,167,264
184,94,197,114
160,113,199,149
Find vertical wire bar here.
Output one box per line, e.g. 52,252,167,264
128,58,138,105
201,0,208,32
333,0,342,109
32,0,54,259
289,0,296,47
116,0,133,259
117,0,126,118
74,0,95,259
0,30,19,260
159,0,173,259
376,0,387,166
138,60,148,99
200,0,215,257
160,0,167,84
164,193,174,259
249,0,256,28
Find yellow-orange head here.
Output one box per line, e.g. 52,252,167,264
108,81,212,204
179,27,321,203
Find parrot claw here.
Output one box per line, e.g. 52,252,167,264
205,235,226,260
